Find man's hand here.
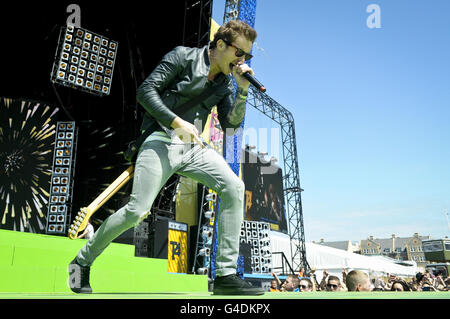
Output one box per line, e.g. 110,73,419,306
232,63,252,90
170,116,205,147
271,272,282,285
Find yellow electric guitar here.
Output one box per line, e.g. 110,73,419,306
68,165,135,239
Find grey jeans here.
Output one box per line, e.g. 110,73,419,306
76,135,245,277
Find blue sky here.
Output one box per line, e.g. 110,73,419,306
212,0,450,242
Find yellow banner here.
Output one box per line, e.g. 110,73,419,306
168,229,188,273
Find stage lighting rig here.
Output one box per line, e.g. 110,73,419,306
46,121,78,235
51,25,118,96
191,189,217,275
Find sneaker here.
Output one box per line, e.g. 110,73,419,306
68,258,92,294
213,274,265,295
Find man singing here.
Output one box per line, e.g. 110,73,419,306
68,19,264,295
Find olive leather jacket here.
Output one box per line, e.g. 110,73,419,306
136,43,242,136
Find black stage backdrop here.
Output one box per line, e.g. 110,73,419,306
0,1,204,231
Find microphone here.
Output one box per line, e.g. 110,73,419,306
243,72,266,93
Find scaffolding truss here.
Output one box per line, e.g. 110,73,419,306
246,85,309,272
184,0,308,274
183,0,213,48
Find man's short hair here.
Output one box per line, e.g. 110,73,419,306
346,270,369,291
300,278,313,288
327,275,340,283
211,20,257,49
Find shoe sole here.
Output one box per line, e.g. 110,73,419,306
213,289,265,296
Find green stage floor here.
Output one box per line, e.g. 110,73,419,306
0,229,207,294
0,230,448,300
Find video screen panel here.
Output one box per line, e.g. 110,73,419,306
242,149,288,234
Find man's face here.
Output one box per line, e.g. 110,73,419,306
282,277,296,291
216,35,253,75
299,280,312,292
326,279,340,291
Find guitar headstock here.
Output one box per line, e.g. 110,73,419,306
68,207,91,239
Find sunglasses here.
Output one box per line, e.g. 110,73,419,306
327,284,338,289
224,40,253,61
299,285,310,289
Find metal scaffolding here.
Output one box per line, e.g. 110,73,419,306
183,0,213,48
245,85,309,272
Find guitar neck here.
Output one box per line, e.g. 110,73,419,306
87,165,135,214
68,165,134,239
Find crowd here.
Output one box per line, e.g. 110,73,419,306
270,268,450,292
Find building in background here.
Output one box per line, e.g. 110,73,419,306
313,233,434,271
360,233,431,271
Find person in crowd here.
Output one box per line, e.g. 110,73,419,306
421,281,437,291
298,267,305,278
372,275,387,291
271,272,300,292
433,271,447,291
271,272,282,289
421,271,437,291
319,269,329,291
390,280,411,291
298,278,313,292
326,275,345,291
342,268,347,286
308,268,320,291
424,270,435,283
443,277,450,291
407,277,419,291
319,269,346,291
281,275,300,292
269,279,280,292
385,274,398,290
345,270,371,292
414,272,425,291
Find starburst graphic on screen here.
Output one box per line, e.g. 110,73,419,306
0,97,59,232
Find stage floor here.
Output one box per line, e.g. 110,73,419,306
1,230,448,300
1,291,449,299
